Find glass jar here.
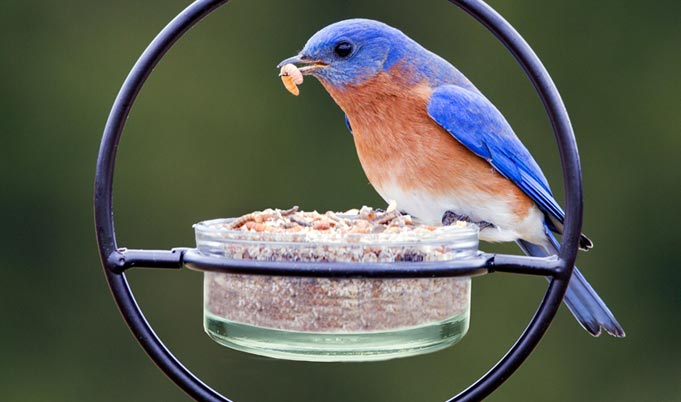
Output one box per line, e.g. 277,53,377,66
194,216,479,362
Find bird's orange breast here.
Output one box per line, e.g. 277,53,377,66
321,67,534,220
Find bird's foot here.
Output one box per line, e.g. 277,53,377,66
442,210,495,230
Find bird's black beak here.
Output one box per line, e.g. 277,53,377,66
276,54,327,75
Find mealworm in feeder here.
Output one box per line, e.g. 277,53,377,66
279,63,303,96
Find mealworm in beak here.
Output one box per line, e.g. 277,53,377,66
279,63,303,96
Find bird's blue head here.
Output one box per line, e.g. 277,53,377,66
277,19,418,88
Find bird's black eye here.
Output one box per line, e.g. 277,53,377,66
334,42,353,58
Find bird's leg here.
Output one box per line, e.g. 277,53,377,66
441,210,469,225
442,210,495,230
477,220,495,230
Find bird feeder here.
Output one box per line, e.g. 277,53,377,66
94,0,585,400
196,214,479,361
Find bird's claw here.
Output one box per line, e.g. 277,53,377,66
442,210,495,230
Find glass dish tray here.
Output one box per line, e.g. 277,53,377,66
195,211,479,362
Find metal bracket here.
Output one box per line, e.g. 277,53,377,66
94,0,583,401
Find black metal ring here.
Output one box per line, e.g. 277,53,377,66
94,0,582,401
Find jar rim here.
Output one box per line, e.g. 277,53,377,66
194,216,480,249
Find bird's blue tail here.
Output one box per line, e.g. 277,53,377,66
517,229,625,337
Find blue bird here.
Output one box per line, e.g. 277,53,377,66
278,18,624,337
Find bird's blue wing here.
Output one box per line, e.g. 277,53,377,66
344,114,353,135
427,85,565,229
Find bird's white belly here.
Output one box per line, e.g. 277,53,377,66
375,181,547,245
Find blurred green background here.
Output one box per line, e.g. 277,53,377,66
2,0,680,401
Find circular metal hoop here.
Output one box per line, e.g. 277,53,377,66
94,0,582,401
